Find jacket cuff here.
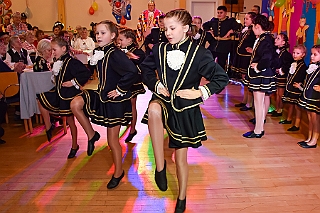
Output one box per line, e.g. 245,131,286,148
71,79,80,90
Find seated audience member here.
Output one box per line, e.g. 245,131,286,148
58,30,85,56
6,12,28,37
73,27,95,51
20,13,32,30
34,29,45,47
75,25,82,39
1,15,11,32
33,39,52,72
22,30,36,63
89,22,97,42
52,25,61,39
6,36,33,66
0,39,25,72
0,32,10,58
32,26,39,33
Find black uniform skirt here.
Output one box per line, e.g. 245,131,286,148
298,87,320,114
232,55,251,75
37,88,73,116
248,69,276,94
82,89,132,127
282,86,302,104
142,96,207,149
129,74,146,98
242,72,250,86
276,74,287,88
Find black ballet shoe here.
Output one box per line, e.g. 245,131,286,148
174,197,186,213
240,106,253,111
87,131,100,156
243,130,264,138
155,160,167,191
298,142,317,149
297,141,308,145
235,103,246,107
271,111,282,117
46,125,54,142
287,126,300,131
107,171,125,189
67,145,79,159
268,110,275,115
125,130,137,142
279,119,292,124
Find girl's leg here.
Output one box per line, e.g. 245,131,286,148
148,101,165,171
175,147,188,200
129,97,137,134
286,104,294,121
277,88,285,113
306,111,313,142
242,84,248,104
107,125,123,177
66,115,78,149
247,89,253,108
70,96,95,140
308,112,320,145
253,91,265,133
264,94,270,119
294,105,302,128
37,100,51,131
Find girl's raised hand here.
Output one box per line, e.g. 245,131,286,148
176,88,202,100
313,85,320,92
107,90,120,99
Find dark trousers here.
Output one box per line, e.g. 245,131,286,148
212,52,229,72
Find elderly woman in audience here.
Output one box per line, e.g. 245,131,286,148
33,39,52,72
22,30,36,63
73,27,95,51
6,36,33,66
6,12,28,37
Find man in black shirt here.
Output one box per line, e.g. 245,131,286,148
203,6,241,72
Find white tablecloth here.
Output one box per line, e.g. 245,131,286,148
20,71,54,119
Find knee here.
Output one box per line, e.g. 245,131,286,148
70,97,83,111
148,102,162,118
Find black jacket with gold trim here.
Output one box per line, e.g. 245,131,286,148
54,53,91,100
236,27,256,56
203,17,241,53
248,33,276,78
139,38,229,112
92,43,138,102
273,46,294,78
144,27,168,55
191,29,214,47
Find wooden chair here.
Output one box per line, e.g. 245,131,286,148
0,72,30,132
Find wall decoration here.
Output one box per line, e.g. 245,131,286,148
262,0,320,63
0,0,12,19
109,0,132,25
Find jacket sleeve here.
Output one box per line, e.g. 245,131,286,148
281,51,294,74
110,50,138,93
256,40,275,71
139,46,159,92
70,59,91,86
202,20,213,31
198,50,229,95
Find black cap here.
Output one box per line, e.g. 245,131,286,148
21,12,27,19
0,32,9,37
